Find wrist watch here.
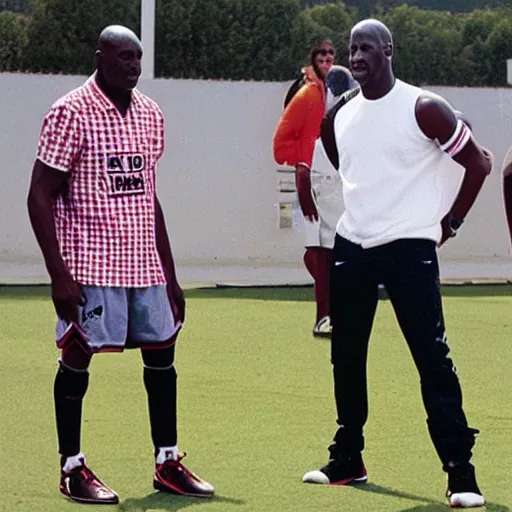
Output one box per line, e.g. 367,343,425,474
447,213,464,237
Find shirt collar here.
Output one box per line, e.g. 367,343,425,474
86,73,141,113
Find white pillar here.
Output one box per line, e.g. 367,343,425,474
507,59,512,86
141,0,156,79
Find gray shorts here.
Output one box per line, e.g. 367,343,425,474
55,285,181,352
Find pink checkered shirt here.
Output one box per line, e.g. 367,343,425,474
37,75,167,287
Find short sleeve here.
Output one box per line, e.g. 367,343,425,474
37,103,82,172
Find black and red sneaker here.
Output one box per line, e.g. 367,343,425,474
153,452,214,498
446,462,485,508
302,453,368,485
60,463,119,504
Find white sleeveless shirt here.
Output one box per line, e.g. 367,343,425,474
334,79,456,248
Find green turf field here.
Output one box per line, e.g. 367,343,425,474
0,285,511,512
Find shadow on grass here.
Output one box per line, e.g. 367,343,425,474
119,492,245,511
355,483,510,512
354,482,443,506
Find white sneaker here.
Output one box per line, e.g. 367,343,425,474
446,463,485,508
313,316,332,338
303,455,368,485
448,492,485,508
302,470,330,484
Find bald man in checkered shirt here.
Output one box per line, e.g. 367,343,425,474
27,25,213,505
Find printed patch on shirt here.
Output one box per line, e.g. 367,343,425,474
105,153,146,196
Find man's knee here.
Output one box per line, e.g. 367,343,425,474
60,334,93,371
419,340,460,386
141,344,176,370
331,341,364,367
54,360,89,400
142,345,177,398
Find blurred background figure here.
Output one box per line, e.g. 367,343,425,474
273,39,357,338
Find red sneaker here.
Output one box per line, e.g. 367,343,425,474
60,463,119,504
153,452,214,498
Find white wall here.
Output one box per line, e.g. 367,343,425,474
0,73,510,268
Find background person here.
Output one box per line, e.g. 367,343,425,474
274,40,353,338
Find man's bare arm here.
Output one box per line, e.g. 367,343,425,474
27,160,82,322
27,160,69,278
155,197,185,324
415,94,492,244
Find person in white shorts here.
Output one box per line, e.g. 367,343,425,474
275,58,358,338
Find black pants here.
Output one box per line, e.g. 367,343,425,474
330,235,477,469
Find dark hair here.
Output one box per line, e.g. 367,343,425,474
309,39,335,62
309,38,335,81
282,38,335,109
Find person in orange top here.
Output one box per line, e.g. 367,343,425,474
273,55,330,174
273,39,349,338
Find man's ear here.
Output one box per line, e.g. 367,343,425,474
384,42,393,58
94,50,102,68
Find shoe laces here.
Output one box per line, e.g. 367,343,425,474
78,465,96,483
62,463,95,483
159,451,204,484
159,452,188,472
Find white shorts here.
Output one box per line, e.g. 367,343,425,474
56,285,181,353
293,171,344,249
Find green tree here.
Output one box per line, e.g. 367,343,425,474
289,1,357,71
0,11,28,70
382,5,469,85
8,0,511,85
345,0,505,14
485,18,512,85
457,8,512,86
0,0,30,12
459,9,502,85
156,0,302,80
407,0,504,10
23,0,140,73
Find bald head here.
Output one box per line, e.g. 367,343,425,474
348,19,395,97
350,19,393,49
95,25,142,92
98,25,141,51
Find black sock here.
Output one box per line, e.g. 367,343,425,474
54,363,89,459
143,366,178,450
